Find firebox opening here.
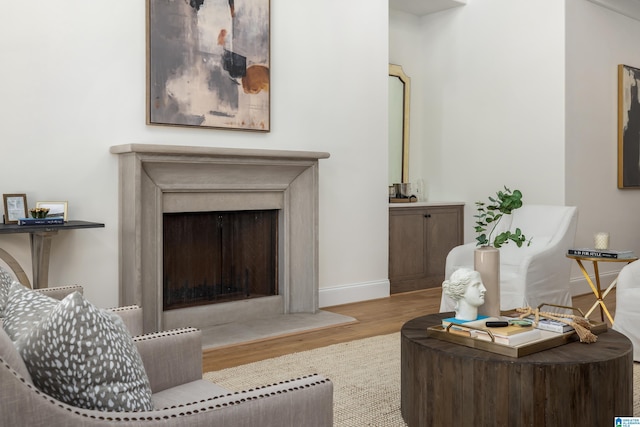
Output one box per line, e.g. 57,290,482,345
163,209,278,311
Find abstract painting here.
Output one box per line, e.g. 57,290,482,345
147,0,270,131
618,64,640,188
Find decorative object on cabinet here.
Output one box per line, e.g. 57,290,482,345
618,64,640,188
389,182,417,203
36,201,68,221
389,203,464,294
2,194,28,225
147,0,270,131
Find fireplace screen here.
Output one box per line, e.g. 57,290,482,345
163,210,278,310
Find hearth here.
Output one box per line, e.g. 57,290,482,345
111,144,330,333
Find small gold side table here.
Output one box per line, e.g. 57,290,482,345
566,254,638,324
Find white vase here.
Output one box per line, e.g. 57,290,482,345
474,246,500,318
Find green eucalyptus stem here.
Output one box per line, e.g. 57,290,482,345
474,186,531,248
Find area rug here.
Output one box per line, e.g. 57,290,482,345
204,333,640,426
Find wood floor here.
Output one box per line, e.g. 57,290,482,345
202,288,615,372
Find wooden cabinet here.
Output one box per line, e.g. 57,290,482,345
389,203,464,294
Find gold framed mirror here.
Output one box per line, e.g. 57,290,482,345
389,64,410,186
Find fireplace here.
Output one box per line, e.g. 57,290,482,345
111,144,330,334
163,209,278,310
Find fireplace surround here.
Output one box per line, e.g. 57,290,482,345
111,144,330,334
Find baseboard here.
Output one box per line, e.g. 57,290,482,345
319,273,611,309
319,279,390,308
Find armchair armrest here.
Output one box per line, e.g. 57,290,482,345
108,305,143,336
1,368,333,427
133,327,203,393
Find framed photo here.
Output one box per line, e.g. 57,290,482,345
618,64,640,188
36,201,68,221
2,194,28,224
147,0,270,131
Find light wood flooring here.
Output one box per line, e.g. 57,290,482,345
202,288,615,372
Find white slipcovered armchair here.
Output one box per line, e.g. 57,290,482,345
613,259,640,362
440,204,578,312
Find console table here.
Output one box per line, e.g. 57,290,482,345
401,313,633,426
0,221,105,288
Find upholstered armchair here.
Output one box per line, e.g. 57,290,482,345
440,205,578,312
613,259,640,362
0,279,333,427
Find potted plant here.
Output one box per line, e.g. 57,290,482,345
474,186,530,248
472,186,530,317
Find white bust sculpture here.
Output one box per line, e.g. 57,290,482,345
441,268,487,321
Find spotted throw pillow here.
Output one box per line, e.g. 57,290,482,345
13,291,153,412
0,268,16,317
2,281,58,341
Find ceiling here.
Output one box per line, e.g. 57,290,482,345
389,0,466,16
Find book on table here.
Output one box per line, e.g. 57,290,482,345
567,248,635,259
17,217,64,226
471,327,542,346
534,317,575,333
441,315,491,327
504,315,575,334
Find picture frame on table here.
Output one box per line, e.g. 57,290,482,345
36,201,68,221
2,194,28,224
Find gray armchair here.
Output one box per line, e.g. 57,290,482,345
0,283,333,427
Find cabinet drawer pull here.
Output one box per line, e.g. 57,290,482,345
424,214,431,218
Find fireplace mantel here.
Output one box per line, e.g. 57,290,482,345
111,144,330,333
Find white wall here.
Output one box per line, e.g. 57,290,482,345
565,0,640,283
0,0,390,308
392,0,567,239
390,0,640,295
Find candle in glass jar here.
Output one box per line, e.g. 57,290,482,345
594,232,609,250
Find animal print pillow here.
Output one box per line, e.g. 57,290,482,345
9,289,153,412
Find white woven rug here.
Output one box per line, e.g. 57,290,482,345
204,332,640,426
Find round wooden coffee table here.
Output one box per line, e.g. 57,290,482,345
401,313,633,427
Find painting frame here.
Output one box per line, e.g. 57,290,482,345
2,194,28,224
618,64,640,189
36,201,68,221
146,0,271,132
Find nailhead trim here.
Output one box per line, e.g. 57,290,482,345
2,355,331,422
108,305,141,313
34,285,83,295
132,327,200,342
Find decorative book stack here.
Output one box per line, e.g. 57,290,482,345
567,248,635,259
504,315,575,334
17,217,64,226
535,318,575,333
